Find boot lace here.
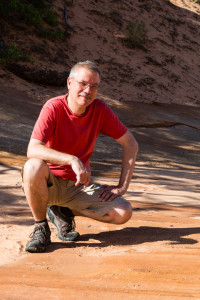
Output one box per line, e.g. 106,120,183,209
30,225,47,242
60,217,76,237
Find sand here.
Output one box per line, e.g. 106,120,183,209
0,162,200,299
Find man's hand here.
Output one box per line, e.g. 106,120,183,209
98,184,126,202
27,139,91,188
71,157,91,188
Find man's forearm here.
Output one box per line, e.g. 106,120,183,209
27,139,76,166
118,144,138,193
27,139,91,186
98,133,138,202
117,131,138,194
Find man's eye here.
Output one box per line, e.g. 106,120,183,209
79,81,98,89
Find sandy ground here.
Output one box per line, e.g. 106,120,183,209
0,159,200,299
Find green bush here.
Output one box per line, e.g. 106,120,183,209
42,7,58,27
126,21,147,48
29,0,47,8
0,43,33,66
21,3,42,26
0,0,64,43
0,0,10,17
38,29,65,40
0,0,58,28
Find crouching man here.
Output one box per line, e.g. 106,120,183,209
22,60,138,252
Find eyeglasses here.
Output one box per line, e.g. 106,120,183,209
72,78,99,91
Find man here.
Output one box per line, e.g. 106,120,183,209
23,60,138,253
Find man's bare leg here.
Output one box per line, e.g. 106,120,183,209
73,202,132,225
23,158,49,221
23,158,52,252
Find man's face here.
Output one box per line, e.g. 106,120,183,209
67,67,100,113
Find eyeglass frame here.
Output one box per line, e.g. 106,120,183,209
72,78,99,91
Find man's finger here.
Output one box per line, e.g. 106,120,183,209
75,175,81,186
84,177,90,188
107,193,117,202
100,191,114,202
98,187,111,198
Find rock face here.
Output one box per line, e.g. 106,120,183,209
0,0,200,106
1,86,199,172
6,63,68,86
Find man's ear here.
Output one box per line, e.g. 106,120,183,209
67,77,72,90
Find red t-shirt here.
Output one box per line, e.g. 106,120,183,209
31,94,127,180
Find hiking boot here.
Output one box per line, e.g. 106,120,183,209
25,221,51,253
48,205,80,241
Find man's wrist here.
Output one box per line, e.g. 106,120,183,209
117,184,128,195
68,155,79,166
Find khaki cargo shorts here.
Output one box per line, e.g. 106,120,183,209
47,171,129,217
21,168,129,217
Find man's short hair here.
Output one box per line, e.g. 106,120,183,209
69,60,101,80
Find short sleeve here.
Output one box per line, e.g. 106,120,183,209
100,103,127,139
31,102,56,144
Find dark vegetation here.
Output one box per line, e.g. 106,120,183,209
0,0,66,66
125,21,147,49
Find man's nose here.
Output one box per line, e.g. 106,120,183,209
83,84,92,92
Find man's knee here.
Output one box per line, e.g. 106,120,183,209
23,158,49,181
111,202,132,225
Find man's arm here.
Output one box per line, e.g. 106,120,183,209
27,138,91,187
98,130,138,202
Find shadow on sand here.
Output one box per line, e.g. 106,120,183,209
46,226,200,253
